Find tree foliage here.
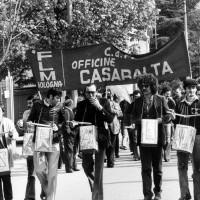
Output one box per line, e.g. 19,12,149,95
0,0,159,86
152,0,200,79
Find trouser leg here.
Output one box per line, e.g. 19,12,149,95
106,131,116,166
2,174,13,200
92,148,105,200
152,146,163,196
192,135,200,200
25,156,35,200
115,134,119,157
0,179,3,200
46,149,60,200
128,129,134,152
177,151,191,199
140,146,153,198
33,152,48,197
82,153,95,191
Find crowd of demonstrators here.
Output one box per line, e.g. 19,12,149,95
160,86,176,162
174,79,200,200
130,74,175,200
0,104,18,200
71,84,114,200
27,88,65,200
12,73,200,200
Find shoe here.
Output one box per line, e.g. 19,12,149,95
144,196,152,200
131,152,134,155
154,194,161,200
115,155,120,158
78,154,82,159
73,168,80,171
134,157,140,161
107,164,114,168
66,168,73,173
164,159,169,162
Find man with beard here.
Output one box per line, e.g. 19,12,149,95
174,79,200,200
130,74,174,200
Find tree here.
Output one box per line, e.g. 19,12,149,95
0,0,159,86
151,0,200,78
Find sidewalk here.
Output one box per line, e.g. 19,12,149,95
11,148,194,200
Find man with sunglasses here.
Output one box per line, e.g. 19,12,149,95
71,84,114,200
174,78,200,200
130,74,174,200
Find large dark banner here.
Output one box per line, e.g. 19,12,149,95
27,32,191,92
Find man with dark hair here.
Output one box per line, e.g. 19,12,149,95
130,74,175,200
71,84,114,200
174,79,200,200
27,88,65,200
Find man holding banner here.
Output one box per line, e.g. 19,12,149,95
130,74,174,200
174,79,200,200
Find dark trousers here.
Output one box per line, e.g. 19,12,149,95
0,174,12,200
63,132,78,171
128,129,140,158
140,145,163,198
115,134,119,157
82,148,105,200
106,131,116,166
24,156,35,200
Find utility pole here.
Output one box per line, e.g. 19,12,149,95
67,0,78,107
184,0,188,48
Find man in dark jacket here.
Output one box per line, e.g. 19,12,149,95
72,84,114,200
174,79,200,200
27,88,65,200
130,74,174,200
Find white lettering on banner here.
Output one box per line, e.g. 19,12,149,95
37,51,64,88
79,61,174,84
40,71,56,81
38,81,63,88
102,68,110,81
162,61,173,75
91,69,102,83
104,47,111,56
121,69,132,80
71,57,115,69
151,63,160,76
80,70,90,84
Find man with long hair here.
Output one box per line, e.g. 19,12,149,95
130,74,174,200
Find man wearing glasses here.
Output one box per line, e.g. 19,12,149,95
71,84,114,200
130,74,174,200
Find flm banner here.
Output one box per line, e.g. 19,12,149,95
27,32,191,92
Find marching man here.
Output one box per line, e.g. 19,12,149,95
174,79,200,200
